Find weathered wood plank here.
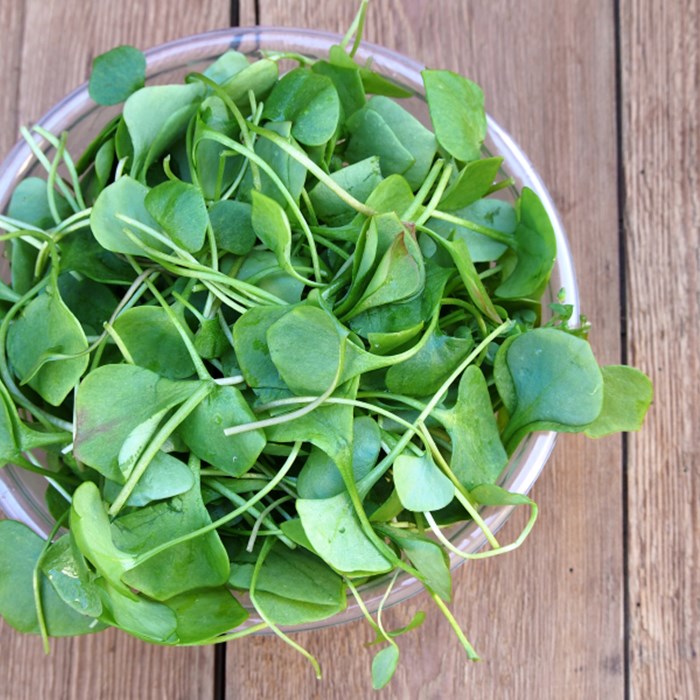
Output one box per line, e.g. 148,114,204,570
230,1,624,697
0,1,231,698
16,0,231,127
0,625,215,700
621,0,700,697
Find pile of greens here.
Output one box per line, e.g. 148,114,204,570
0,3,652,688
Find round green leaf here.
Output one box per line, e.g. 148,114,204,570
89,46,146,106
145,180,208,253
112,305,196,379
263,68,341,146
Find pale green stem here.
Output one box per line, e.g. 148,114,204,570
199,128,324,283
109,383,214,515
429,209,515,246
429,590,479,660
249,538,322,679
132,443,302,566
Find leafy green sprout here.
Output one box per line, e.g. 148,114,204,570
0,0,652,689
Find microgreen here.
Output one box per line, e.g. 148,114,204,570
0,3,651,689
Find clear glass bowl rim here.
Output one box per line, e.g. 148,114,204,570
0,26,579,633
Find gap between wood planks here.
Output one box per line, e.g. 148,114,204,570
612,1,632,699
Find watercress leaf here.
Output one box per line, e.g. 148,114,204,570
208,200,256,255
194,96,242,199
41,534,103,618
333,218,378,318
442,198,516,263
114,408,170,480
0,387,21,467
346,224,425,319
439,157,504,211
90,175,163,255
237,250,305,304
308,156,383,226
203,50,250,85
165,587,248,643
583,365,654,438
437,366,508,489
221,58,278,107
367,322,424,355
179,385,265,475
363,174,415,216
297,415,381,499
436,234,501,322
385,329,474,397
57,273,119,335
349,260,451,337
393,452,454,512
311,60,366,120
7,285,89,406
232,305,290,390
254,590,343,627
361,96,437,189
112,305,196,379
70,482,136,597
10,238,38,295
103,451,195,507
0,520,103,636
114,464,230,600
296,492,393,575
251,190,295,276
279,518,317,553
259,544,346,607
267,304,345,394
123,82,204,177
263,68,341,146
194,318,230,360
233,543,346,626
74,364,196,480
144,179,208,253
496,328,604,449
270,393,358,509
97,580,178,644
7,177,71,229
495,187,556,299
89,46,146,106
372,645,400,690
94,138,116,189
239,121,307,206
422,69,486,162
380,525,452,602
469,483,532,507
345,108,415,180
59,228,135,284
328,45,412,98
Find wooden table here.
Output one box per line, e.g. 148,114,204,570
0,1,696,697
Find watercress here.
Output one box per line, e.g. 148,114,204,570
0,0,652,688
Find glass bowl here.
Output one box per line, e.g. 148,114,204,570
0,28,578,632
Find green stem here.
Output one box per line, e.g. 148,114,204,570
33,512,68,654
429,209,515,246
429,590,479,660
246,123,377,218
198,128,324,283
249,538,322,679
180,622,269,645
401,159,445,222
133,443,302,566
109,382,214,515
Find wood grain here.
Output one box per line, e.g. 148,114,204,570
16,0,231,127
233,2,624,697
0,2,231,698
621,0,700,697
